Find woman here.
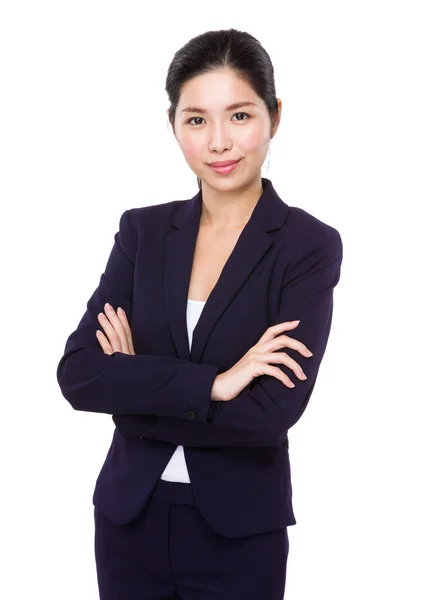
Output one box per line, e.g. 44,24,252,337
57,28,343,600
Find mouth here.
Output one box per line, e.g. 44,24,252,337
208,158,242,174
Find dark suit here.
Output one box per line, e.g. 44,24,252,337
57,177,343,540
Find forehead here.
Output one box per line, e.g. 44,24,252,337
177,70,264,114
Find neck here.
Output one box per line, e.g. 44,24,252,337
199,175,264,228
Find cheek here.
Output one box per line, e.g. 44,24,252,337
240,130,268,153
179,136,202,161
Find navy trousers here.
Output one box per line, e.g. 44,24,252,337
94,479,289,599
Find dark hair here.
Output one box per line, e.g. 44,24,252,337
166,28,279,190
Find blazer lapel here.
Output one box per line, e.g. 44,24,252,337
164,177,289,364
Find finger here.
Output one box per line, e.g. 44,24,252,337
117,307,135,354
96,329,114,355
257,320,300,345
267,334,313,357
104,303,131,354
262,352,307,381
256,362,296,388
97,311,123,354
101,303,131,354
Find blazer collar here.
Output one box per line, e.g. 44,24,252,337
164,177,290,363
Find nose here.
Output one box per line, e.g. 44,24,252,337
208,123,232,154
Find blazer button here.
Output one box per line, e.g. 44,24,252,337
186,410,196,420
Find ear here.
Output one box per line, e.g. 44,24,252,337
271,98,283,138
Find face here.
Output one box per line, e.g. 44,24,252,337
170,69,282,192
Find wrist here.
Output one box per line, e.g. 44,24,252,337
211,373,226,402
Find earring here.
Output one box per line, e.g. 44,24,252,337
266,145,271,172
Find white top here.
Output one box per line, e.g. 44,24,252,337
160,298,207,483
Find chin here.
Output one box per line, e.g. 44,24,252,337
203,177,241,190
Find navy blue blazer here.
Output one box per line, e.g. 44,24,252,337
57,177,343,538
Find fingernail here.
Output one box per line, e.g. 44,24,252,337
291,320,300,324
118,307,124,316
105,303,112,311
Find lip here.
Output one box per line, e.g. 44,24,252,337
208,158,242,174
209,159,240,167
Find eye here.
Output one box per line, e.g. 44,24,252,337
231,112,251,121
186,112,251,126
187,116,205,126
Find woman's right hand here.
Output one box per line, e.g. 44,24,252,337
211,320,313,402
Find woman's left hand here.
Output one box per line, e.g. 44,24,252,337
96,303,136,355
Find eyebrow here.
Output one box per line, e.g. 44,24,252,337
180,101,258,115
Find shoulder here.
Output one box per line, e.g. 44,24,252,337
126,199,186,229
283,204,343,261
113,199,186,262
116,199,187,243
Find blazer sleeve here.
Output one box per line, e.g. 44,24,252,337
56,209,220,422
113,232,343,447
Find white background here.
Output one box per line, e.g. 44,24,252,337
1,1,423,598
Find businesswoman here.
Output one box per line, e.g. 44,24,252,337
57,28,343,600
